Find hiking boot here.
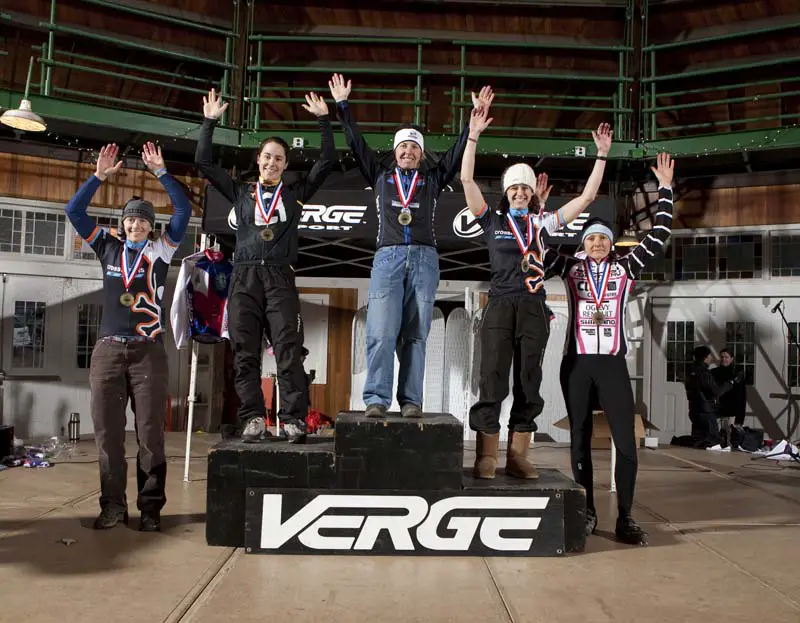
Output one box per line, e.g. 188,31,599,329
281,419,307,443
93,507,129,530
400,403,423,418
473,432,500,479
615,516,649,546
139,511,161,533
365,403,387,418
241,417,270,443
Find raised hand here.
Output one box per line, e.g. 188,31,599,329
592,123,613,156
141,142,165,174
328,73,352,103
95,144,123,181
471,85,495,111
301,92,329,117
203,88,229,120
468,106,493,138
651,152,674,186
536,172,553,207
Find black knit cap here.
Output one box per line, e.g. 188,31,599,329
693,345,712,363
122,197,155,227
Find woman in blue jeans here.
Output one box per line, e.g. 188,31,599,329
329,73,491,417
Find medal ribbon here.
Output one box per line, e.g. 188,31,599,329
255,180,284,226
121,244,147,290
393,168,419,210
505,213,533,257
584,259,610,310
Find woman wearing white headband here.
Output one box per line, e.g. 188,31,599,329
329,73,491,418
462,102,613,479
542,152,675,545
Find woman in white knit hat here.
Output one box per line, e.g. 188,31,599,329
461,102,613,480
329,73,492,418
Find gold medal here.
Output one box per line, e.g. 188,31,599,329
119,292,135,307
592,310,605,325
260,227,274,242
398,210,412,226
521,257,530,272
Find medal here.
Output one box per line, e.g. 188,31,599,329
260,227,274,241
394,168,419,227
506,213,535,273
585,258,611,326
121,243,147,293
119,292,135,307
255,179,283,231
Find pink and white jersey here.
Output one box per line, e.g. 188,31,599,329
543,185,673,356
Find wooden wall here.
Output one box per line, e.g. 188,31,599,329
299,287,358,420
0,152,205,216
673,184,800,229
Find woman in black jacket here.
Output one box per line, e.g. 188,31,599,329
195,89,337,442
712,348,747,426
685,346,742,447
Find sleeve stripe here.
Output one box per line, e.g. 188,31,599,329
556,209,565,228
655,211,672,219
630,252,645,267
648,234,665,247
85,226,101,244
654,225,671,234
163,232,179,248
476,202,489,218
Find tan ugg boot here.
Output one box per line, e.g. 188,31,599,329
506,432,539,479
473,432,500,479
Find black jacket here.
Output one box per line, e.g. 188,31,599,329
195,116,336,265
685,362,735,416
712,364,747,419
336,101,468,249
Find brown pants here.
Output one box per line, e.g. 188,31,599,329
89,338,169,513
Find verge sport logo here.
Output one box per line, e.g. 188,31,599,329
452,207,484,239
300,205,369,232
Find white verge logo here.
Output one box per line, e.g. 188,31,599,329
259,494,548,552
452,207,484,239
300,205,368,232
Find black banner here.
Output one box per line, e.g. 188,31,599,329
203,185,617,247
244,487,564,556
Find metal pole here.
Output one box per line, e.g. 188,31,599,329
414,42,423,127
611,435,617,493
254,39,262,128
45,0,55,95
459,45,466,131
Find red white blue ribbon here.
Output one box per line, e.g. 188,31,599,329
255,180,283,226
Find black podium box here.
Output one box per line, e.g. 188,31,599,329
206,438,335,547
334,411,463,490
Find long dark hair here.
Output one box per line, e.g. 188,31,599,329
497,165,541,215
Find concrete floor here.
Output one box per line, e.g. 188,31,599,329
1,433,799,623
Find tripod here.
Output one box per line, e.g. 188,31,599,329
752,301,800,464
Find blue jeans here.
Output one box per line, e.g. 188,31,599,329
364,245,440,408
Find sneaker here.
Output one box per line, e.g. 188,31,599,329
241,417,270,443
400,403,423,418
365,403,387,418
282,419,307,443
615,516,648,546
93,507,129,530
139,511,161,533
585,509,598,536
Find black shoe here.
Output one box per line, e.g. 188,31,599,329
585,509,598,536
93,507,129,530
241,417,271,443
139,512,161,533
615,516,648,546
365,403,387,418
400,403,423,418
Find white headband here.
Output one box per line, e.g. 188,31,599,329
502,163,537,193
393,128,424,152
580,223,614,245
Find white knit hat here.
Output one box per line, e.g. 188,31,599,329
393,128,424,152
502,163,536,193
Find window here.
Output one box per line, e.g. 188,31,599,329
787,323,800,387
24,212,66,256
637,242,672,281
718,234,762,279
77,304,103,368
0,208,23,253
12,301,47,368
771,234,800,277
73,217,119,260
666,320,694,383
674,236,716,281
724,322,755,385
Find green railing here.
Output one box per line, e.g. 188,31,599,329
642,10,800,140
35,0,239,124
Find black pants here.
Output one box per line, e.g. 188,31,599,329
560,354,638,518
89,338,168,513
689,411,720,447
228,264,307,424
469,295,550,434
